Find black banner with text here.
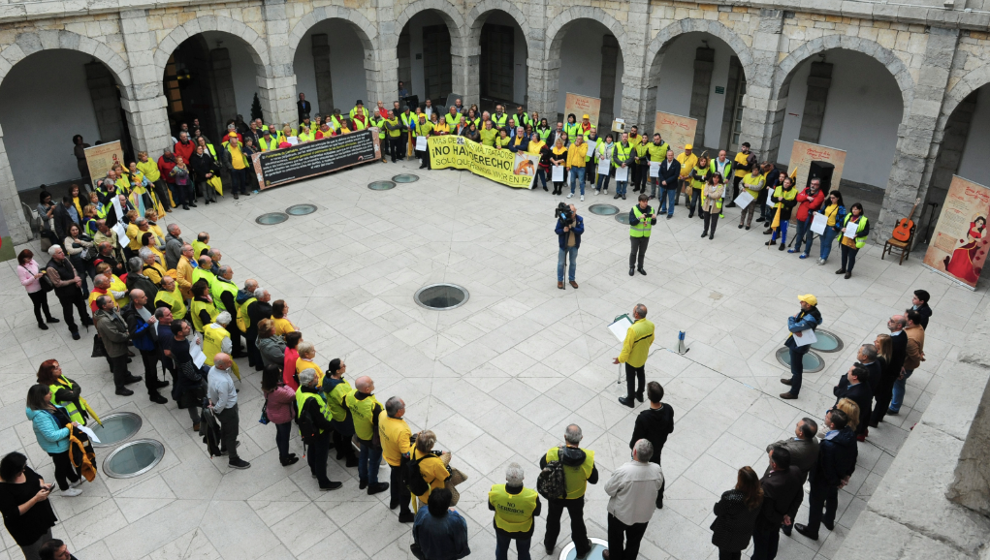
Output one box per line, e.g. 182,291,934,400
252,129,381,189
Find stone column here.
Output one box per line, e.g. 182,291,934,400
689,47,715,148
922,91,977,235
311,34,335,113
878,27,959,242
525,0,552,119
85,62,126,144
260,0,297,126
798,61,833,144
371,0,399,106
464,29,481,108
118,9,171,158
617,0,651,128
0,126,30,245
739,9,786,162
598,35,619,126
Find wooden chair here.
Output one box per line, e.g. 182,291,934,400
882,225,915,265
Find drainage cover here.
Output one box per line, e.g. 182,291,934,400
285,204,318,216
589,204,619,216
811,329,844,353
614,212,630,224
89,412,142,448
256,212,289,225
559,537,609,559
102,439,165,479
392,174,420,183
414,284,469,310
369,181,396,190
775,348,825,373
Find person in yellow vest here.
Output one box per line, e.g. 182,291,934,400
202,312,234,368
738,161,765,230
351,115,367,132
94,263,129,308
566,135,588,201
626,195,657,278
540,424,597,558
137,151,171,213
258,129,279,152
410,430,451,508
322,358,359,467
37,360,89,426
211,265,244,356
632,132,650,194
444,105,460,128
583,129,600,187
687,154,711,219
297,124,315,143
550,137,568,195
492,105,508,129
727,141,754,207
294,341,324,386
221,136,250,199
837,203,869,279
701,172,726,240
676,144,698,206
295,368,344,490
192,255,216,294
614,303,656,406
380,396,416,522
562,114,580,145
189,280,218,333
350,100,370,129
140,249,167,286
489,462,541,559
480,120,498,147
383,110,404,163
645,133,670,200
602,439,664,560
612,133,635,200
431,112,449,136
415,114,434,169
176,243,195,300
344,375,388,494
154,275,186,320
766,175,799,250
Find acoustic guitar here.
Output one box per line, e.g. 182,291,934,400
892,197,920,243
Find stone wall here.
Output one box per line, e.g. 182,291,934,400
2,0,990,246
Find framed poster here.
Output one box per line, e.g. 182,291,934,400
787,140,846,191
84,141,123,181
922,175,990,290
565,93,601,128
654,112,697,156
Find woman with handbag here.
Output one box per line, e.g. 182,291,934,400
17,250,59,331
25,385,83,497
63,223,94,294
260,365,299,466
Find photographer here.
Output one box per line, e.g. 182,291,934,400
555,203,584,290
629,194,658,276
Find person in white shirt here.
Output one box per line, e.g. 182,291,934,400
603,439,663,560
207,353,250,469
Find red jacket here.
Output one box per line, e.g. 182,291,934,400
174,140,195,165
795,187,825,222
158,155,177,184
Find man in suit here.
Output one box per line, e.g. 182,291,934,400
297,93,311,123
656,149,681,218
751,447,804,560
833,364,873,441
870,315,908,426
795,408,858,541
765,418,819,536
857,344,882,393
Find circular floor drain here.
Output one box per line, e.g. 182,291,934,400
256,212,289,225
775,348,825,373
392,174,420,183
589,204,619,216
414,284,470,310
102,439,165,479
369,181,396,190
559,537,608,559
615,212,630,224
89,412,142,448
285,204,317,216
811,329,844,353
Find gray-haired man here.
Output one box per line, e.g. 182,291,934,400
540,424,597,557
379,396,415,522
603,439,663,560
489,462,542,560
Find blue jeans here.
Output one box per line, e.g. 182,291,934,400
536,168,548,189
820,227,837,261
771,220,789,244
358,440,382,485
616,181,628,197
557,246,578,282
687,189,701,215
658,188,677,216
596,171,611,192
569,167,586,195
793,218,811,253
230,168,247,194
889,369,913,412
496,529,531,560
788,345,809,396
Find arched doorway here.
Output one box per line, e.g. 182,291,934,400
470,10,528,113
397,10,458,107
292,18,373,118
547,18,625,128
0,49,134,192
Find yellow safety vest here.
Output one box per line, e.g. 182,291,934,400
480,128,498,146
236,297,256,332
192,268,216,293
202,323,229,366
210,278,238,312
295,389,330,434
154,287,186,320
385,118,402,138
49,379,85,425
489,485,538,532
259,136,278,151
734,151,750,177
445,113,460,127
647,142,669,162
326,378,352,422
492,113,508,128
545,447,595,499
190,298,218,333
346,390,380,441
564,122,580,141
109,275,129,308
192,240,210,259
613,143,632,169
630,206,653,238
842,214,869,249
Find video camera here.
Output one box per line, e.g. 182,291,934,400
555,202,573,223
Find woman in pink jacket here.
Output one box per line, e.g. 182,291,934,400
16,250,59,330
261,365,299,467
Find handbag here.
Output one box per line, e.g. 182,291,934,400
259,398,270,425
91,334,107,358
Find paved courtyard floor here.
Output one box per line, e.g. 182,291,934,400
1,158,987,560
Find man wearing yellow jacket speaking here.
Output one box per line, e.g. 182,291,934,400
614,303,656,408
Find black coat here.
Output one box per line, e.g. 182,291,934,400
630,404,674,462
812,427,858,487
711,489,761,552
658,160,681,189
757,466,803,530
834,380,873,435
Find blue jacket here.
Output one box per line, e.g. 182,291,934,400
555,214,585,249
413,508,470,560
507,136,529,153
784,306,822,349
817,204,847,232
27,407,71,454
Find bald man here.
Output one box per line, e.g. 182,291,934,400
121,289,169,404
345,376,388,494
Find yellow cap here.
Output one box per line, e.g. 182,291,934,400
684,143,693,150
582,114,590,119
798,294,818,306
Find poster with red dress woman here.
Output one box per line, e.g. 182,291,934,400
923,176,990,290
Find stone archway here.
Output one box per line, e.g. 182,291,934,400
392,0,469,107
466,0,533,108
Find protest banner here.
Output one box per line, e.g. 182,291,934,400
252,129,381,189
84,141,123,180
653,112,697,155
428,135,537,189
565,93,602,128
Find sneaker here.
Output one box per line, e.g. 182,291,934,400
61,487,83,497
69,478,84,488
580,195,584,201
566,193,573,198
594,190,599,196
228,458,251,469
799,253,808,259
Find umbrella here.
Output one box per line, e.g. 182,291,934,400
80,397,102,426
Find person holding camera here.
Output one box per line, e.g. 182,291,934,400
555,203,584,290
629,194,657,276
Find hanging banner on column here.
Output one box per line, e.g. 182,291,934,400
922,175,990,290
428,135,537,189
654,112,697,156
565,93,601,129
84,141,123,181
252,129,381,189
787,140,846,192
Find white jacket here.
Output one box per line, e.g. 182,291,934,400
604,460,663,525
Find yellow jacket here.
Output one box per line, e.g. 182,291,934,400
176,256,194,300
618,318,655,368
676,153,698,179
566,143,588,168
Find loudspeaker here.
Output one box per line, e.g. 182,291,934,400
808,161,835,191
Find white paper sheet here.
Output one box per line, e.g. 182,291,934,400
77,424,100,444
111,195,123,222
649,162,660,178
287,137,298,145
843,219,860,239
552,166,564,182
190,343,207,369
810,213,828,235
415,136,428,151
111,223,128,249
615,166,629,182
598,159,610,175
766,192,776,207
608,315,634,343
793,328,817,347
734,191,754,209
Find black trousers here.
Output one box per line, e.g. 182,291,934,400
228,323,244,355
719,549,742,560
629,236,649,269
417,148,431,168
389,137,404,161
750,524,780,560
545,498,589,555
625,363,645,400
56,288,91,333
631,164,643,190
216,404,240,461
49,451,80,491
110,354,129,389
871,377,896,424
805,478,838,535
246,328,261,367
153,178,172,209
28,290,54,324
389,463,412,513
606,513,648,560
139,349,161,395
308,431,332,486
703,210,720,237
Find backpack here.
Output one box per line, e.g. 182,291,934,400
404,454,431,497
537,447,568,500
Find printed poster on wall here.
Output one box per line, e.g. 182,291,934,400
654,112,697,156
84,141,123,181
787,140,846,192
428,135,537,189
252,129,381,189
565,93,602,129
922,175,990,290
